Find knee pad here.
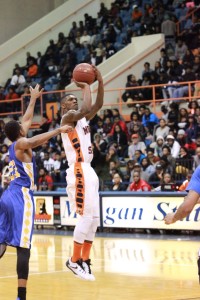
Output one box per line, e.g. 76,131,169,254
17,247,30,280
85,217,99,242
73,216,93,244
0,244,7,259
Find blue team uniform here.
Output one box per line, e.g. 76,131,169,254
187,165,200,194
0,142,36,249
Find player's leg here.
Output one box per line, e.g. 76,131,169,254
16,247,30,300
82,169,100,280
65,166,92,280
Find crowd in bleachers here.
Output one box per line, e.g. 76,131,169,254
1,0,200,193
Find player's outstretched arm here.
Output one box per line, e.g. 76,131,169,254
86,66,104,121
164,190,200,224
16,125,73,150
21,84,44,135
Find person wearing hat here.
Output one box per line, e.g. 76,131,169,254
150,135,164,157
128,133,146,160
177,129,187,147
166,134,181,158
148,163,164,188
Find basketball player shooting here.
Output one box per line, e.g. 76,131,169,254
0,84,72,300
60,65,104,281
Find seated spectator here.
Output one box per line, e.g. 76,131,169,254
93,132,107,153
161,145,176,171
175,146,193,176
178,170,193,191
10,67,26,95
149,163,164,188
43,152,55,173
109,173,127,191
27,59,38,78
128,170,151,192
123,159,135,183
177,107,188,130
193,146,200,170
146,148,160,166
140,157,155,182
122,74,142,106
154,118,170,141
142,107,159,134
5,86,19,112
185,114,198,141
172,66,196,102
132,5,143,25
134,149,146,164
167,102,180,130
150,136,164,157
176,129,187,147
109,115,128,137
128,133,146,160
38,167,54,191
153,172,176,192
111,124,128,158
174,39,188,60
165,134,181,158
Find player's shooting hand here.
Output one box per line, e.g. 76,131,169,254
164,213,176,225
92,65,103,82
59,125,73,133
73,80,89,89
30,84,44,99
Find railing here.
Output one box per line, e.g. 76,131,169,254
0,80,199,124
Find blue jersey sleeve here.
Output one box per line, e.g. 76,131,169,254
187,166,200,194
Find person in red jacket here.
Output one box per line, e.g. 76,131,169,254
129,170,151,191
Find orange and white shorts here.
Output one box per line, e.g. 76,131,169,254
66,162,99,217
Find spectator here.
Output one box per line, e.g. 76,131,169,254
165,134,181,158
153,172,176,192
154,118,170,141
129,170,151,191
43,152,55,173
27,59,38,78
174,39,188,60
142,107,159,134
38,168,54,191
149,163,164,188
112,124,128,157
109,173,127,191
176,129,187,147
10,68,26,95
178,170,193,191
150,135,165,157
175,146,193,176
128,133,146,160
185,114,198,141
193,146,200,170
140,157,155,182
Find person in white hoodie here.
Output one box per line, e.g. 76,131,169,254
165,134,181,159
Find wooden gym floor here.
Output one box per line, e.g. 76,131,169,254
1,231,200,300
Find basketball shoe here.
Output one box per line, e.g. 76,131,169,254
82,259,95,281
66,258,90,280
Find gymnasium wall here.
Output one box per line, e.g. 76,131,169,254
0,0,100,85
0,0,68,44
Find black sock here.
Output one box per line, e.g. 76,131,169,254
18,287,26,300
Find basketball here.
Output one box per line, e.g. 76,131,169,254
72,63,96,85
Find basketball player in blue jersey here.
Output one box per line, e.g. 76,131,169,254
60,66,104,281
164,165,200,282
0,84,72,300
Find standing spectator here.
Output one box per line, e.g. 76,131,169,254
161,15,176,48
174,39,188,60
